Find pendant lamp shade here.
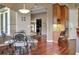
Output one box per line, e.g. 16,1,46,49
19,4,30,14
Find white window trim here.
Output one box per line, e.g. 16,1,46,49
0,7,10,36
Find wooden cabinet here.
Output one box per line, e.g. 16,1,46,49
53,4,69,28
53,4,61,24
61,5,69,26
53,4,69,43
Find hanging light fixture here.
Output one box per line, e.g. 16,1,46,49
19,4,30,14
53,19,64,31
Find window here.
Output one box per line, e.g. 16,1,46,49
5,13,8,33
1,14,3,32
0,7,10,36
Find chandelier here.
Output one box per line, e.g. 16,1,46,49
18,4,30,14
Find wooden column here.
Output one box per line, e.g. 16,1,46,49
61,5,69,28
53,4,61,24
53,4,61,43
53,4,69,43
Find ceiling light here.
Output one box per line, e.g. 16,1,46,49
19,4,30,14
19,9,30,14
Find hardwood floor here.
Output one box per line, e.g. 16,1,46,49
31,39,68,55
0,36,76,55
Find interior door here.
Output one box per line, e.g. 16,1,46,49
36,19,42,35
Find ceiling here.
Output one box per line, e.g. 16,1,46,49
1,3,79,9
0,3,79,14
60,3,79,8
0,3,51,14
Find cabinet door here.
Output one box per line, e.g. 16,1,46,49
53,4,61,24
56,4,61,20
61,5,69,26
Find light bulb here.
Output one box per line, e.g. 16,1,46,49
19,9,30,14
18,4,30,14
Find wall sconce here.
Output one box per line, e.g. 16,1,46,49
53,19,64,31
21,17,26,21
53,24,64,31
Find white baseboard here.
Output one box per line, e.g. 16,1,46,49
47,40,53,42
76,52,79,55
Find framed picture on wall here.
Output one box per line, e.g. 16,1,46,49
21,16,26,21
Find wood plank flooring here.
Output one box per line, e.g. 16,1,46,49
31,39,68,55
0,36,76,55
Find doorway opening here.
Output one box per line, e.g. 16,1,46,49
36,19,42,35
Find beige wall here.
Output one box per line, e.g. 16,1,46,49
10,10,16,36
68,8,78,39
16,12,31,35
47,4,53,42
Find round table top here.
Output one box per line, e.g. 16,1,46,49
4,40,27,46
13,41,27,46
